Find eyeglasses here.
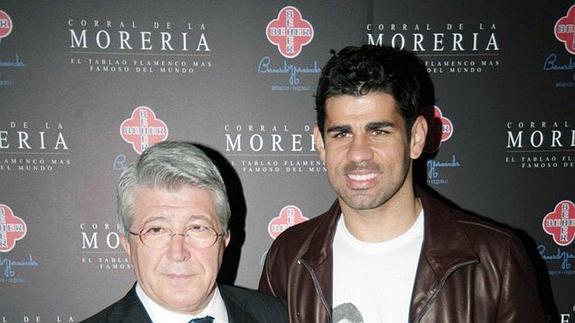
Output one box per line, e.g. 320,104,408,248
129,224,225,250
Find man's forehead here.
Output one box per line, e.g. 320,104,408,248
324,95,403,122
325,93,400,112
140,214,214,224
132,186,217,217
133,184,215,200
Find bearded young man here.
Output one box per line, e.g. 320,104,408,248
259,45,547,323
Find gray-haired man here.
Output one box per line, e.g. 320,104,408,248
83,141,286,323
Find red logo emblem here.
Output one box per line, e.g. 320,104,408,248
424,106,454,153
120,106,169,154
0,10,13,39
266,6,314,58
555,5,575,55
542,200,575,246
268,205,309,239
0,204,27,253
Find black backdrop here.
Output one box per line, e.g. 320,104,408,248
0,1,573,321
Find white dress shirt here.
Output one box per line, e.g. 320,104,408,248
136,283,229,323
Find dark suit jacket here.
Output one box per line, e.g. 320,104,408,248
81,284,287,323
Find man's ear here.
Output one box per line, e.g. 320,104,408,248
224,230,231,248
314,125,326,163
410,115,428,159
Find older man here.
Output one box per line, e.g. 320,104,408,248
83,141,286,323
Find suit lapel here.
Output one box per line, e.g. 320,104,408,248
220,286,258,323
109,285,153,323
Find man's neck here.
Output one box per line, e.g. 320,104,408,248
136,283,222,321
340,189,422,243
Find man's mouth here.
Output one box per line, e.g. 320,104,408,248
347,173,378,181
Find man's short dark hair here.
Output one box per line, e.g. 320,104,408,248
314,44,431,138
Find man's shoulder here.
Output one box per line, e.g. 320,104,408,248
80,302,116,323
421,188,517,244
220,285,287,322
219,285,281,304
274,205,336,246
79,286,149,323
450,208,516,243
425,196,525,262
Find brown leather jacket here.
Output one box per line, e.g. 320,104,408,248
259,188,547,322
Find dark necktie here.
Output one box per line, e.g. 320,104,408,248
188,315,215,323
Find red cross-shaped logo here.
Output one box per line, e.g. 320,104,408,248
542,200,575,246
266,6,314,58
424,106,454,153
268,205,309,239
0,204,27,253
555,5,575,55
0,10,13,39
120,106,169,154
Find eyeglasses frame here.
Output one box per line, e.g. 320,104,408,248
128,225,227,250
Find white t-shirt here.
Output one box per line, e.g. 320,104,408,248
332,210,424,323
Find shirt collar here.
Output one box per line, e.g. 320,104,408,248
136,283,229,323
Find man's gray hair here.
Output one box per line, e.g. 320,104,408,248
117,141,230,235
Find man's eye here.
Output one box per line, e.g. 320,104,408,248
143,226,167,235
333,132,350,138
372,129,388,136
189,225,209,232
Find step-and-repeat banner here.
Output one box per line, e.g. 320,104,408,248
0,1,573,321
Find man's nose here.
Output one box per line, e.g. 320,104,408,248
347,135,373,162
166,233,191,262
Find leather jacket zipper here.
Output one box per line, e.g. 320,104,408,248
413,259,479,323
298,258,331,319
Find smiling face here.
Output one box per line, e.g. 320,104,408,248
315,92,426,215
121,185,229,314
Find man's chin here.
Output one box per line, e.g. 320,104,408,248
341,195,386,211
